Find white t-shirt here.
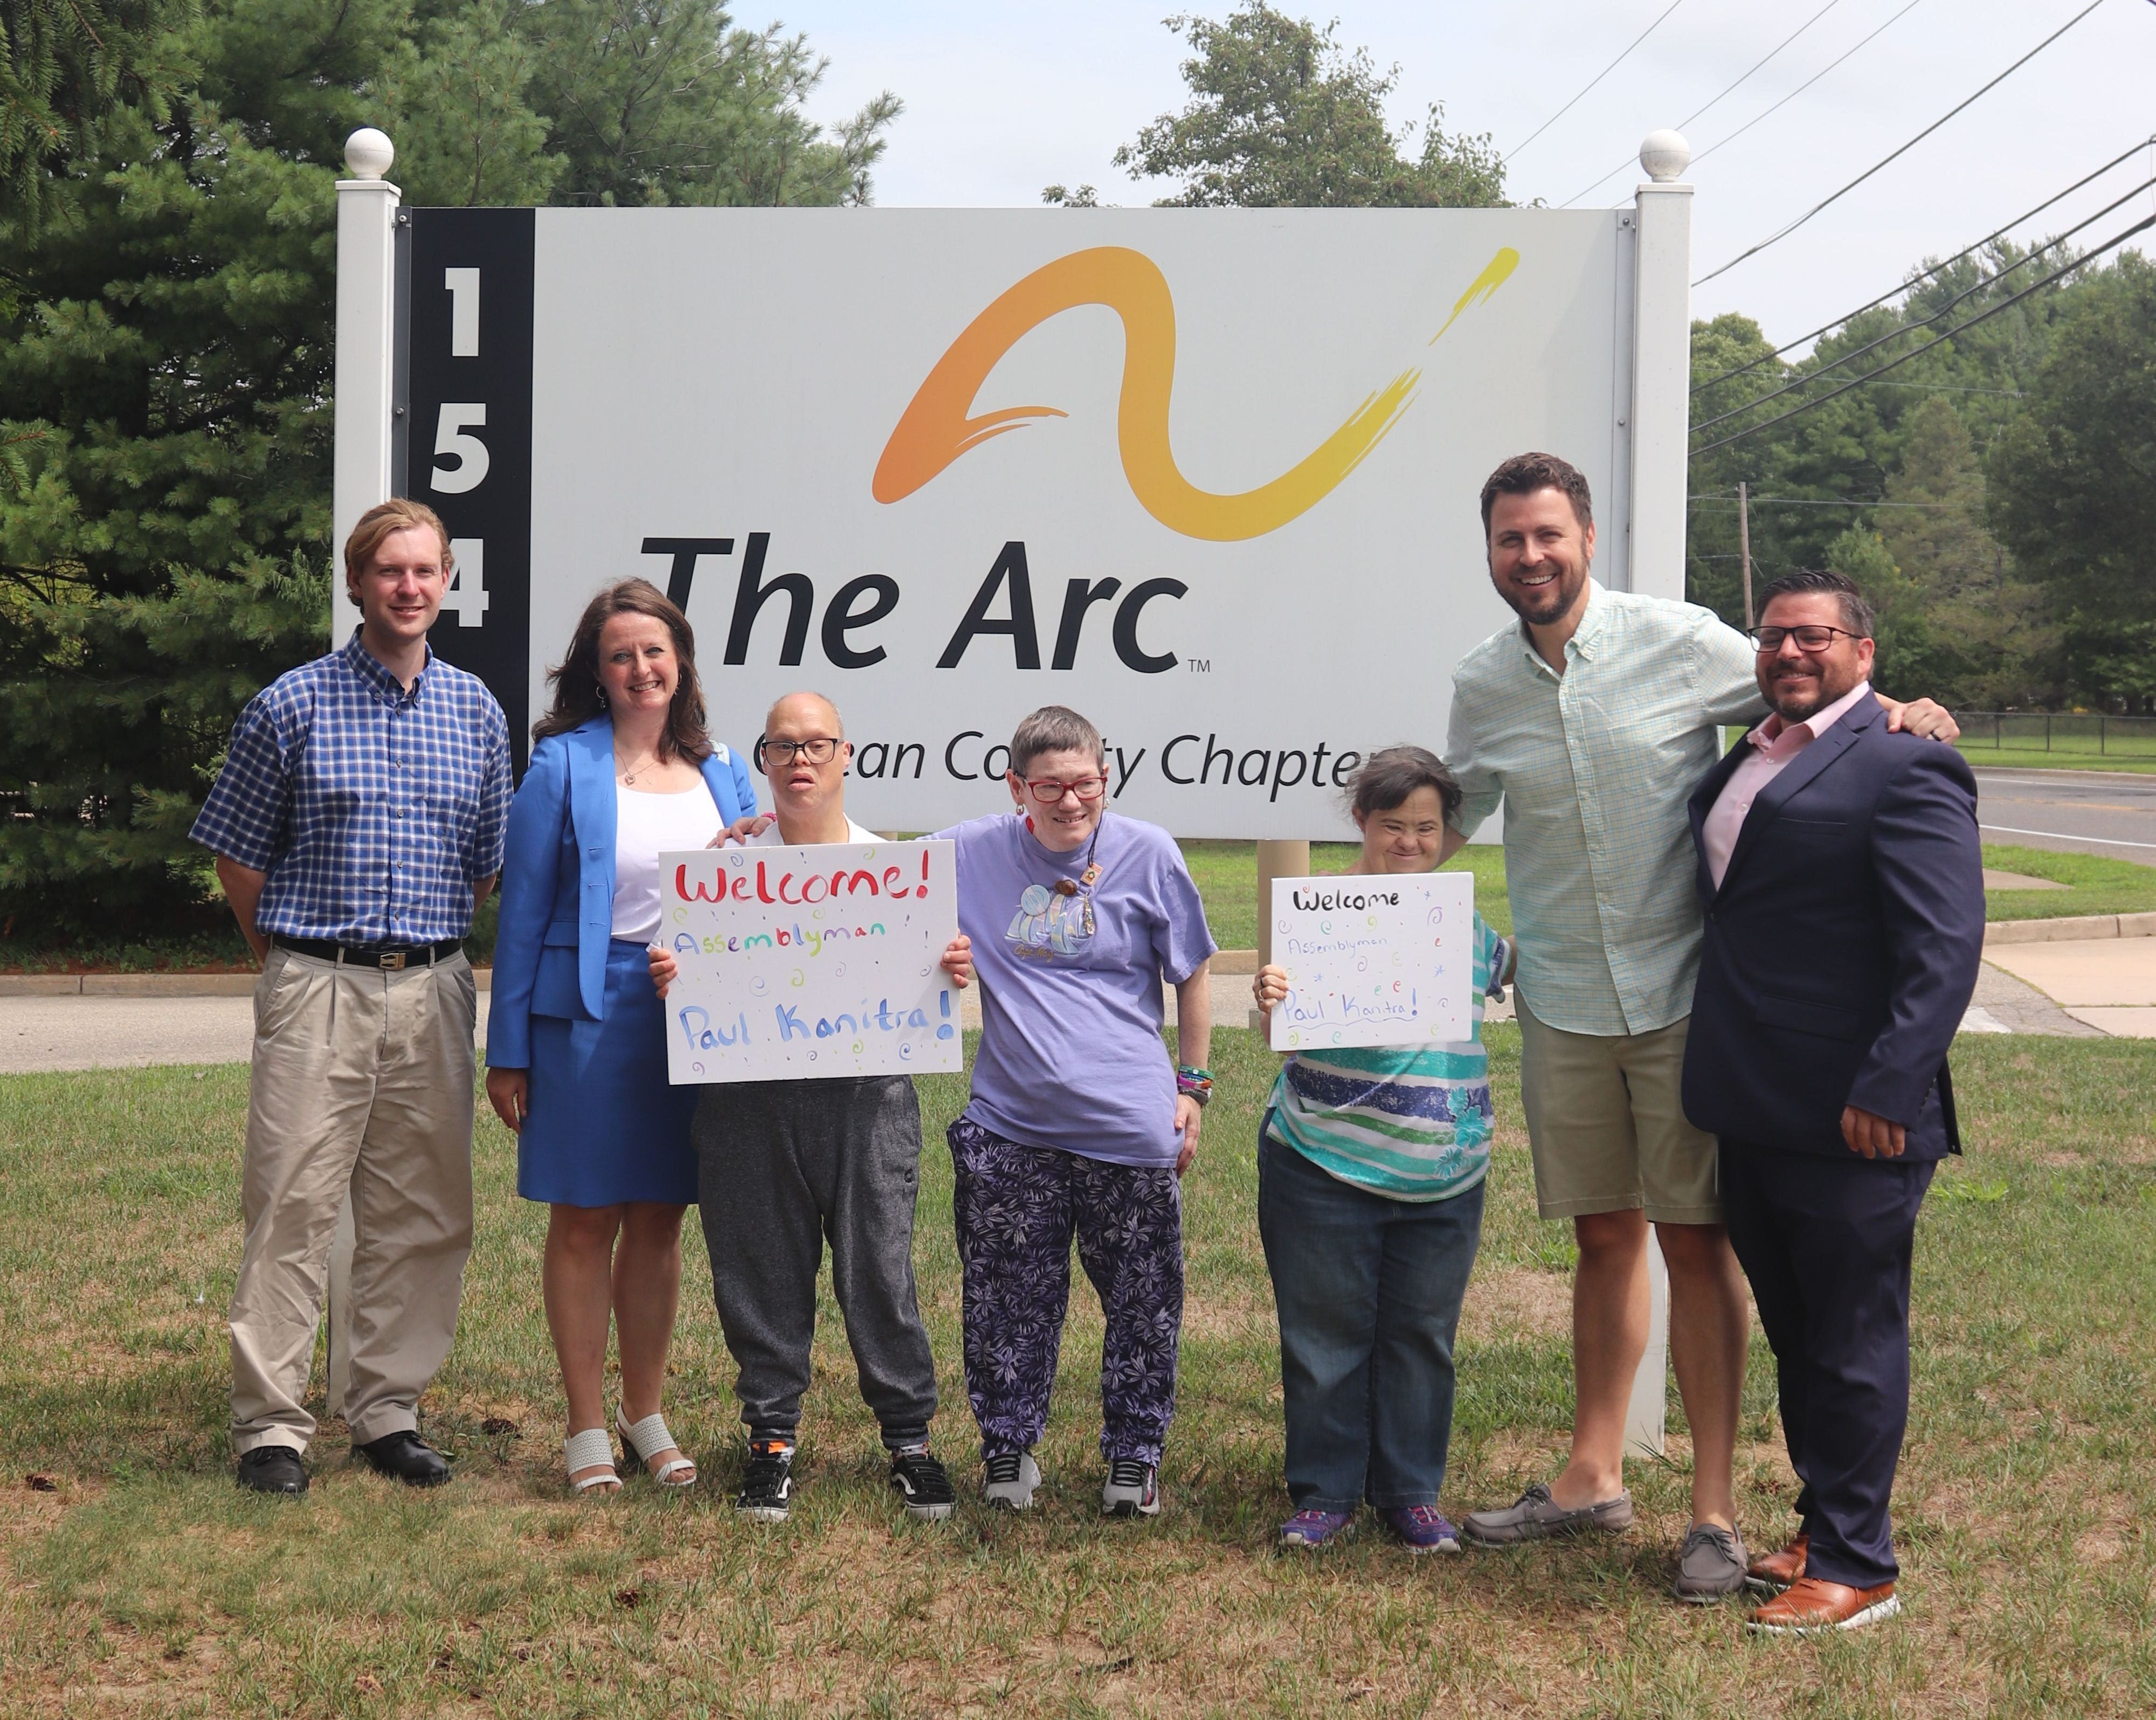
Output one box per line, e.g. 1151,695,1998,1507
611,780,724,942
730,816,883,848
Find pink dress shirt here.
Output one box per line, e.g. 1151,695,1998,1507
1701,681,1874,891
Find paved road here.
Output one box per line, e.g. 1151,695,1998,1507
1972,768,2156,865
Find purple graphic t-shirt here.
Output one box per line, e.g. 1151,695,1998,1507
934,811,1217,1168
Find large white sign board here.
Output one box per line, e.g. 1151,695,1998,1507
1267,872,1475,1052
661,839,962,1083
364,198,1701,838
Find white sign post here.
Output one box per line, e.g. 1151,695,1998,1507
1266,873,1474,1052
660,840,962,1083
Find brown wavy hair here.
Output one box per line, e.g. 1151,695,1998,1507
533,579,714,761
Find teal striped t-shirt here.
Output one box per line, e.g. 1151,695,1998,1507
1264,912,1507,1203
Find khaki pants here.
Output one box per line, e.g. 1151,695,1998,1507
230,946,478,1454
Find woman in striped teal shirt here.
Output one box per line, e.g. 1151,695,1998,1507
1252,748,1512,1552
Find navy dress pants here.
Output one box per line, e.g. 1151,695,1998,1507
1719,1138,1934,1590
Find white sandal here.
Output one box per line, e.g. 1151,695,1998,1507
564,1427,621,1494
617,1411,697,1488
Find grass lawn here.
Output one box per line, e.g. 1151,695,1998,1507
1959,749,2156,776
1181,838,2147,947
1981,843,2156,924
4,1032,2154,1716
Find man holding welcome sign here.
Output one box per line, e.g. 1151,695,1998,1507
652,692,973,1524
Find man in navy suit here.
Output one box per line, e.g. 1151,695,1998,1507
1683,569,1984,1635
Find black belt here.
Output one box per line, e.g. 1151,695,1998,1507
272,934,463,971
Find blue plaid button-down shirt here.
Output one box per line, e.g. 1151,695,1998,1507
190,631,513,945
1446,583,1765,1037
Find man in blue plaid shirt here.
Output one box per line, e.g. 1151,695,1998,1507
191,499,512,1496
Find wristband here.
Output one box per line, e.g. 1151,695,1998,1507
1176,1066,1213,1107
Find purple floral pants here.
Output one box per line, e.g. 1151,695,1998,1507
947,1117,1184,1466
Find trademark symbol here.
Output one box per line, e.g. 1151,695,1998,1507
1187,658,1211,673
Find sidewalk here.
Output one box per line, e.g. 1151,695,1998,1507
0,968,1264,1075
1981,937,2156,1037
5,957,2127,1074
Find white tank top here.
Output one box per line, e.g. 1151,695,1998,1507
611,780,723,943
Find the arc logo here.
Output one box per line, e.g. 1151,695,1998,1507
873,244,1519,542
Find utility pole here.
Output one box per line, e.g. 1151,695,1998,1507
1737,480,1755,629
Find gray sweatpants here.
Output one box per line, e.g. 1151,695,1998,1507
693,1075,938,1448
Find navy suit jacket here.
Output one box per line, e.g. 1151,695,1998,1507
1681,693,1985,1162
486,717,756,1068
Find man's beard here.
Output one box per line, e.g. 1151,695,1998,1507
1766,663,1832,721
1495,559,1586,626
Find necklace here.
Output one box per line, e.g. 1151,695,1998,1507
616,744,663,786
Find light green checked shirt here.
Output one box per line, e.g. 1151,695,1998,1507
1445,582,1765,1037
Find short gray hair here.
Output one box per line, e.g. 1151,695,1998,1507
1008,705,1105,777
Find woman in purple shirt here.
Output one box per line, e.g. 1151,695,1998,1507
934,705,1216,1517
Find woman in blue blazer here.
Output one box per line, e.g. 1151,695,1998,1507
486,579,756,1494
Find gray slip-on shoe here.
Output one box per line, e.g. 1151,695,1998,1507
1673,1522,1750,1602
1462,1481,1635,1545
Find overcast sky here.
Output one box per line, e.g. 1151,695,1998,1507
780,0,2156,350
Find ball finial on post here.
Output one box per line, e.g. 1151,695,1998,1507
344,128,396,182
1639,129,1691,184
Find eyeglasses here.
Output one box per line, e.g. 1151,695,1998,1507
756,736,842,766
1746,624,1866,654
1020,776,1108,804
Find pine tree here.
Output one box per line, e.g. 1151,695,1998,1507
0,0,898,952
1876,397,2053,708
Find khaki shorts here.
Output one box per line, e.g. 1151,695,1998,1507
1514,992,1720,1225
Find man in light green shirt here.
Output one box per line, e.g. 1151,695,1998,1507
1442,453,1956,1600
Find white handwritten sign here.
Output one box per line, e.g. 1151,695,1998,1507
661,839,963,1083
1267,872,1475,1052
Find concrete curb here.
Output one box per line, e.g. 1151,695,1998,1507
1984,913,2156,947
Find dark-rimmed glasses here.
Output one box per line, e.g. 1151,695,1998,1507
1746,624,1864,654
1019,775,1107,805
756,736,842,766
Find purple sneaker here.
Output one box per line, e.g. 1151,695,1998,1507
1280,1507,1355,1548
1381,1505,1462,1553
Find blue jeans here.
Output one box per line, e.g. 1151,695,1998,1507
1257,1121,1485,1511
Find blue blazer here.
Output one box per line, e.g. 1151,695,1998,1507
1680,694,1985,1162
487,717,756,1068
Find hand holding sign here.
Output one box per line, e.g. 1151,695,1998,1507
661,839,963,1083
1266,872,1474,1053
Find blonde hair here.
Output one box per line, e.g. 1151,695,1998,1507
344,499,453,590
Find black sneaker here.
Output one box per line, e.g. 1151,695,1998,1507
888,1447,956,1522
236,1445,309,1496
735,1441,794,1522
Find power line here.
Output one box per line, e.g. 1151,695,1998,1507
1691,171,2154,434
1690,497,1965,509
1559,0,1844,208
1503,0,1689,164
1685,0,1926,176
1694,0,2109,287
1689,211,2155,457
1695,134,2156,392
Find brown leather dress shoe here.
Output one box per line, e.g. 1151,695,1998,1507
1745,1531,1809,1593
1748,1576,1899,1634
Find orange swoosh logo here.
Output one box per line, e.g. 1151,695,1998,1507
874,245,1520,542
